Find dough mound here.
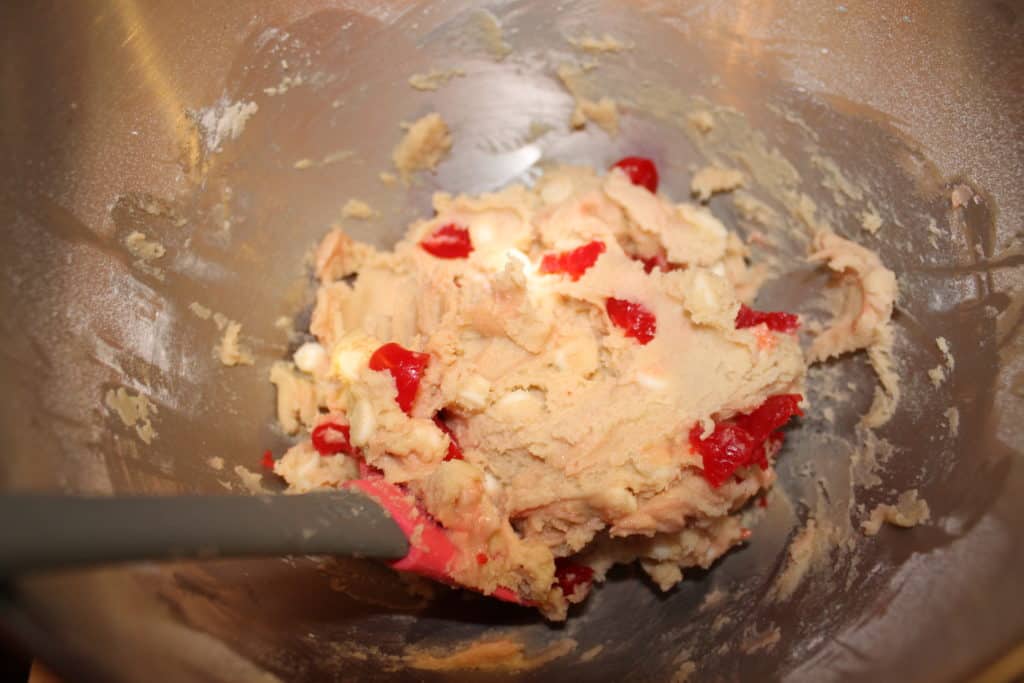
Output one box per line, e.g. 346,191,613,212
273,165,813,619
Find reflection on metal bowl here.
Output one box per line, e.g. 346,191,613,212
0,1,1022,681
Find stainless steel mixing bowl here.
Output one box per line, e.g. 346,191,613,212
1,1,1022,681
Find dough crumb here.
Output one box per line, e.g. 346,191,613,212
206,456,225,471
124,231,166,261
408,68,465,91
197,98,258,152
862,490,931,535
860,207,883,234
189,302,213,320
392,112,452,179
742,625,781,654
570,97,619,136
293,149,354,170
341,198,378,220
471,10,512,61
690,166,744,202
263,73,304,97
557,64,619,136
234,464,268,494
405,637,576,672
950,183,974,208
671,661,697,683
944,406,960,437
123,231,166,279
688,110,714,134
104,387,158,444
378,171,398,185
567,33,632,53
218,321,255,367
928,336,955,387
578,645,603,662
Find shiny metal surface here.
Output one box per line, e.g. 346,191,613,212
1,1,1022,681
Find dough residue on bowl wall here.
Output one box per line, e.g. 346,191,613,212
195,96,259,154
557,64,620,136
341,198,377,220
105,387,158,444
567,33,633,54
861,489,931,535
405,637,577,672
691,166,745,202
392,112,452,180
408,68,466,92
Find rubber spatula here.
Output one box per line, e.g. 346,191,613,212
0,477,526,604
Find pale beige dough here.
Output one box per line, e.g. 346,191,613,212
272,164,895,619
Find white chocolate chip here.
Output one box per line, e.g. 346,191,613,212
293,342,328,375
484,472,502,497
552,336,598,374
457,373,492,410
540,176,572,205
491,389,544,421
329,332,378,382
636,371,668,391
473,220,496,246
349,398,376,446
411,420,446,457
332,350,365,382
690,270,720,311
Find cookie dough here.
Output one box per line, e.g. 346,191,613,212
271,161,892,619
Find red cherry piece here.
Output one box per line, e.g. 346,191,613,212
476,553,489,565
734,394,804,438
554,558,594,597
689,394,803,487
368,342,431,415
611,156,659,193
261,450,275,470
311,422,355,456
419,223,474,259
735,304,800,333
630,251,683,274
688,423,758,487
539,241,606,281
605,298,657,345
433,414,464,461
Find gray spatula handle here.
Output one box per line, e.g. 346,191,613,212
0,491,409,578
